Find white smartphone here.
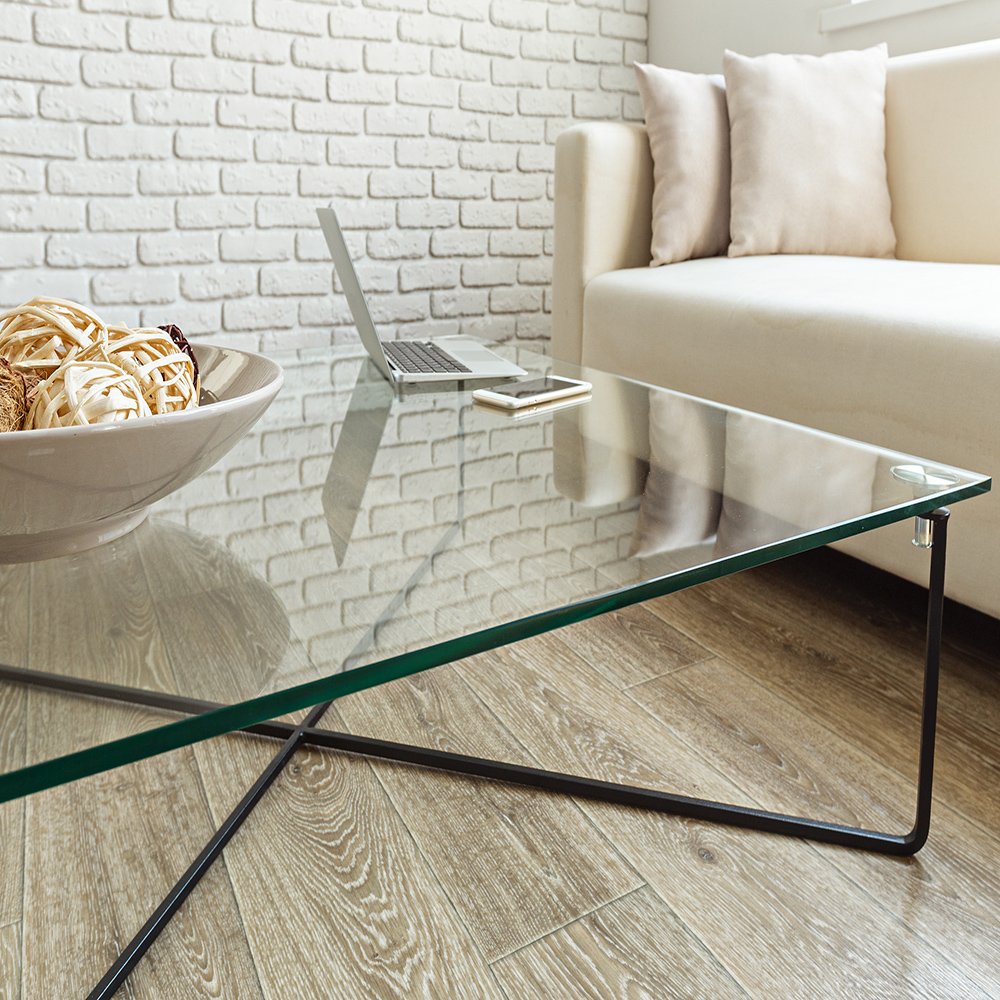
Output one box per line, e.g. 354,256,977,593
472,376,592,410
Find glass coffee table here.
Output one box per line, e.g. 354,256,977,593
0,342,990,997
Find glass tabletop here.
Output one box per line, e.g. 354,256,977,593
0,342,990,801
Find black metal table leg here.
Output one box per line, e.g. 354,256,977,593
63,509,949,997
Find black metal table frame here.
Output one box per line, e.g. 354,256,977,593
0,509,949,1000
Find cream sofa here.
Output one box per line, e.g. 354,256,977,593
552,38,1000,618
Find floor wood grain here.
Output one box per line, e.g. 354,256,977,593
492,886,751,1000
337,666,643,962
193,732,510,1000
6,546,1000,999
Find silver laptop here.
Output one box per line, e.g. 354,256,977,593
318,207,526,384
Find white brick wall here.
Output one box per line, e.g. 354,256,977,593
0,0,647,353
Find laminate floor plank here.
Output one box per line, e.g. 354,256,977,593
0,922,19,1000
193,731,509,1000
21,738,263,1000
337,665,643,962
554,604,712,690
457,630,991,1000
491,886,751,1000
628,657,1000,997
644,571,1000,830
0,684,25,929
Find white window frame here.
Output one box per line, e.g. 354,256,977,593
820,0,977,33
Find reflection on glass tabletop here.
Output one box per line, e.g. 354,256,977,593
0,342,990,800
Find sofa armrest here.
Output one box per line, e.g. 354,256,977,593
552,123,654,365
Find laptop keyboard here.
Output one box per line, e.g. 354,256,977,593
383,340,471,374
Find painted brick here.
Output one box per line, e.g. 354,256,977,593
221,163,296,194
364,42,427,75
517,145,554,172
489,229,543,256
256,198,320,229
367,230,427,260
255,132,325,163
48,162,135,195
461,22,518,57
396,199,457,229
220,229,293,261
575,35,623,63
34,11,124,50
1,234,44,268
254,64,325,101
175,126,251,161
85,126,171,161
223,297,296,329
181,264,256,299
429,0,487,18
398,13,460,46
81,51,171,88
173,57,251,92
365,105,427,137
254,0,326,35
397,75,456,109
460,201,515,228
326,73,393,105
1,269,87,306
0,119,81,159
141,300,220,334
133,91,215,126
459,143,517,171
176,196,254,228
81,0,167,14
460,83,516,116
292,102,361,134
430,229,487,257
574,89,622,119
520,33,573,62
461,259,516,286
432,169,489,199
88,198,173,231
91,269,177,304
518,89,572,117
492,173,545,200
0,40,77,83
213,25,288,63
395,138,454,169
549,63,600,90
138,230,217,264
39,87,120,127
291,36,360,71
369,169,430,199
218,94,290,129
259,262,331,295
489,116,544,143
600,64,639,92
491,59,546,88
0,81,35,118
0,158,43,194
398,260,458,291
490,285,542,313
430,48,488,82
490,0,545,31
298,166,366,198
171,0,252,24
327,136,393,167
600,10,647,39
0,6,30,42
429,108,485,142
327,7,396,41
548,6,599,33
518,258,551,285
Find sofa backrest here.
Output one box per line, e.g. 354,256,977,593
887,38,1000,264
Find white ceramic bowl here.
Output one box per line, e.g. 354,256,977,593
0,344,283,562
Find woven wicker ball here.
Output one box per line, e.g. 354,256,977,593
26,359,152,429
0,297,107,369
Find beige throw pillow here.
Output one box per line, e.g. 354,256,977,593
724,45,896,259
634,62,730,266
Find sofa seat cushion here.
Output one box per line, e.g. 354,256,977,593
582,253,1000,612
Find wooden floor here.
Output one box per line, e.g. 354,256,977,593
3,546,1000,999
